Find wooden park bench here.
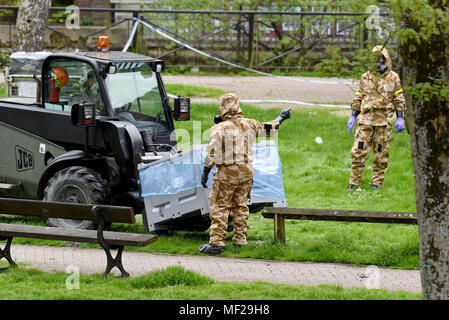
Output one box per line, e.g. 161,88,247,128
262,207,417,245
0,197,157,278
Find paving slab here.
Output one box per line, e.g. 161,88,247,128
8,244,421,294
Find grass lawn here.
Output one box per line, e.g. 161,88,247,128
0,102,419,269
0,265,421,300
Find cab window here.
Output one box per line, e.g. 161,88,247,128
105,63,170,135
43,59,106,115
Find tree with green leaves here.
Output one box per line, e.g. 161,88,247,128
390,0,449,299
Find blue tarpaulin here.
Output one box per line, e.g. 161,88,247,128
140,140,286,200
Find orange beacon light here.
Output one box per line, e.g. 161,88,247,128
97,36,110,52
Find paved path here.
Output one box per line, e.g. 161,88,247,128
164,75,356,105
9,244,421,293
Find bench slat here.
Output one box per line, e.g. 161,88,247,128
262,207,417,224
0,197,135,224
0,223,157,247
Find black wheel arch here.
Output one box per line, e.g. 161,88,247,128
37,150,105,199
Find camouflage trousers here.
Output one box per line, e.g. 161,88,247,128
350,124,393,186
208,164,253,247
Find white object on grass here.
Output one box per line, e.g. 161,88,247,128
315,137,323,144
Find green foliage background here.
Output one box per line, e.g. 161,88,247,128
136,0,386,75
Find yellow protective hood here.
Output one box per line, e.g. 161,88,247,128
372,45,392,72
219,92,243,120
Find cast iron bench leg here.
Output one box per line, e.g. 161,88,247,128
92,206,130,278
0,237,16,268
101,245,130,279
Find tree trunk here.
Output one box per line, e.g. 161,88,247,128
13,0,51,52
399,7,449,299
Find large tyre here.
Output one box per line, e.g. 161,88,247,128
45,166,107,230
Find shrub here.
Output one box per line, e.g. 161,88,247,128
313,47,352,77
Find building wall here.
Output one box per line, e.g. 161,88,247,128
110,0,155,21
73,0,111,25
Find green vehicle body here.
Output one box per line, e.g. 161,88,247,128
0,121,66,199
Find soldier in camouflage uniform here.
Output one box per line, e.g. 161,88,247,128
346,45,406,190
199,93,291,254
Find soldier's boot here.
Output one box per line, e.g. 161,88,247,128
345,184,360,190
372,184,381,190
198,244,225,255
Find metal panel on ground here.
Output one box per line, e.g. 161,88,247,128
139,141,287,232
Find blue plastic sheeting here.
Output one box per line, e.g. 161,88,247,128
249,141,286,200
140,140,286,200
140,145,204,197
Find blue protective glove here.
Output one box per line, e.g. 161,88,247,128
347,115,357,134
395,117,405,133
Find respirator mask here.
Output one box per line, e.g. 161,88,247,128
372,53,387,74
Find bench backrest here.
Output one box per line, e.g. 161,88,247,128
0,197,135,224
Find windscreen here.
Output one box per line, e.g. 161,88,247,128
105,62,169,135
105,63,163,116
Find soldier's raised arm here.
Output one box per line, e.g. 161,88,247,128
247,107,291,138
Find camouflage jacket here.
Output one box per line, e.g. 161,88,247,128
352,46,406,127
205,94,279,173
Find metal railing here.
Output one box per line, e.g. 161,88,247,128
0,6,392,72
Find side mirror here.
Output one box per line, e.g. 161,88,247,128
174,97,190,121
71,103,97,127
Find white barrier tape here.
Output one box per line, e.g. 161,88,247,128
240,99,351,109
122,20,140,52
166,94,350,109
129,18,358,87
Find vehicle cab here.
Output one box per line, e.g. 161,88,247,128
42,50,182,150
0,39,191,202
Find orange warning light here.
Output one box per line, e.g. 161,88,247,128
97,36,110,52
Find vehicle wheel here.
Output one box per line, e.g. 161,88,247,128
45,166,107,230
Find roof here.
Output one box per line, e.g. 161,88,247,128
75,51,158,62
